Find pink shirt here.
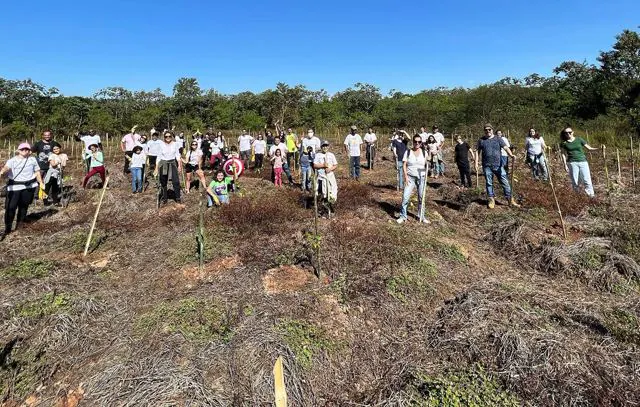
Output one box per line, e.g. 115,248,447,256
273,156,284,169
121,133,141,151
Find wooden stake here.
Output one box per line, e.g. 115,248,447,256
474,151,480,188
543,153,567,240
631,136,636,188
602,145,610,190
419,166,428,223
312,170,322,279
616,148,622,184
83,176,110,257
273,356,288,407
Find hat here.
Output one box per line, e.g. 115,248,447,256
484,123,493,129
350,125,357,131
88,143,99,150
321,140,330,146
18,142,31,151
432,125,439,129
133,145,143,152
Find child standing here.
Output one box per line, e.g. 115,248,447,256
454,135,473,188
127,145,146,193
299,146,314,192
82,144,106,188
45,145,69,205
206,170,233,206
271,149,284,187
426,135,439,178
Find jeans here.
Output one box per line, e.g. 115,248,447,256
437,153,445,175
349,156,361,178
207,194,229,206
399,174,425,220
483,165,511,199
528,153,548,180
301,166,312,191
501,155,509,174
397,161,404,189
366,144,375,169
131,167,142,192
457,162,472,187
568,161,594,197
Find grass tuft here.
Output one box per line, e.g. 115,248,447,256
0,259,55,280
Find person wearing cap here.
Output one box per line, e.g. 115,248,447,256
121,126,141,175
126,145,146,193
344,125,363,180
314,140,338,216
432,126,445,176
75,130,102,173
82,144,106,188
154,131,183,204
0,143,45,240
364,127,377,170
477,124,519,208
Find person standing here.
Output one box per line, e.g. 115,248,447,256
75,130,102,173
0,143,45,240
210,131,225,169
182,141,207,194
496,129,511,175
146,131,162,174
313,140,338,216
364,127,377,170
419,126,429,143
344,125,363,180
127,145,146,193
477,124,519,208
299,146,314,192
560,127,598,197
238,130,254,170
285,128,299,171
301,129,321,153
392,130,409,190
253,134,267,172
32,130,61,180
201,133,211,170
269,137,293,184
397,134,430,224
121,126,141,174
154,131,183,204
432,125,445,176
82,144,106,188
454,135,473,188
525,128,548,181
265,131,276,153
45,145,68,205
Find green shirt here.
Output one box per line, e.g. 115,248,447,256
209,176,233,196
286,134,297,152
561,137,587,162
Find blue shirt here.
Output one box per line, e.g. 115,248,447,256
477,136,506,168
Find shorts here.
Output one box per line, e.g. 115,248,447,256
240,150,250,160
185,163,199,173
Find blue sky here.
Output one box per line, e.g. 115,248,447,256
1,0,638,97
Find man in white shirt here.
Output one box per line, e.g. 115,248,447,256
314,140,338,216
121,125,141,174
238,130,254,169
153,131,183,204
75,130,102,173
343,125,363,180
146,131,163,173
432,125,445,176
301,129,322,153
364,127,377,170
419,126,430,143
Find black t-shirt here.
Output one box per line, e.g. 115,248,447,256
33,140,62,170
392,139,408,161
455,142,471,163
201,139,211,154
266,134,276,145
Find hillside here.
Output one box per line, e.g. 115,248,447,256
1,141,639,406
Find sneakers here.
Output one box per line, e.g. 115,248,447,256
509,198,521,207
396,217,406,224
420,218,431,224
488,197,496,209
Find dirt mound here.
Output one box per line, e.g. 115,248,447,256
182,255,241,282
263,265,314,294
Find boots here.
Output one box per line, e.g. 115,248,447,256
488,197,495,209
509,197,521,207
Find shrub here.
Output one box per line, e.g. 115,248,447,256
276,319,335,369
0,259,54,280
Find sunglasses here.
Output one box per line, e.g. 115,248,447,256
19,148,31,151
413,140,422,143
484,128,492,131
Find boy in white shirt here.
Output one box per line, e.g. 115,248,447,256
364,127,377,170
343,125,363,180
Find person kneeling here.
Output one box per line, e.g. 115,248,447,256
206,170,233,206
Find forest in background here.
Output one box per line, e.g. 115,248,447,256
1,29,638,145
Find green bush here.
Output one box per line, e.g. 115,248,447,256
0,259,54,280
13,292,71,318
276,319,335,369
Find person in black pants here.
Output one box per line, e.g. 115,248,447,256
454,134,473,188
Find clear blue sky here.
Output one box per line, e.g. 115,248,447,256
1,0,638,97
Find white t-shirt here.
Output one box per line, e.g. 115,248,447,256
157,141,181,162
187,149,203,166
364,132,377,144
433,132,445,147
526,137,544,155
121,133,141,151
269,143,288,157
211,138,224,155
344,134,363,157
130,152,146,168
147,139,163,156
80,134,101,157
403,149,427,178
500,137,511,157
5,156,40,191
253,140,266,154
419,132,429,143
238,135,254,152
301,136,321,153
313,151,338,179
48,153,68,169
175,135,185,149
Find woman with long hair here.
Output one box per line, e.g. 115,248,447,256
560,126,598,197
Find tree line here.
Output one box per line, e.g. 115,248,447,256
1,29,638,145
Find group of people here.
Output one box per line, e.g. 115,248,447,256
0,122,600,239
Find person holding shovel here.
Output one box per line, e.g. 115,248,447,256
477,124,519,209
560,127,598,197
397,134,430,224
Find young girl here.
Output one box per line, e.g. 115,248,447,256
426,135,439,179
127,145,146,193
182,141,207,193
271,149,284,187
82,144,106,188
45,145,69,205
206,170,233,206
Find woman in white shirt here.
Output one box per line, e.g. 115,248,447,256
397,135,430,224
253,134,267,172
182,141,207,194
154,132,183,204
0,143,45,239
525,128,548,181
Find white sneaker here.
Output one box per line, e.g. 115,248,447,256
396,217,406,224
420,218,431,224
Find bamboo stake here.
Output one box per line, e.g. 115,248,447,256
419,166,428,223
631,136,636,188
474,151,480,188
543,152,567,240
312,170,322,279
197,193,205,273
273,356,288,407
602,145,610,190
83,176,110,257
616,148,622,185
